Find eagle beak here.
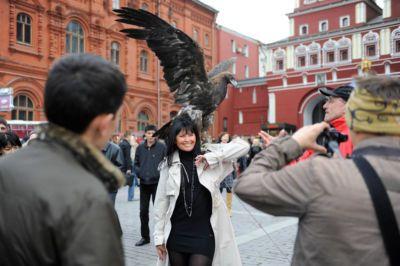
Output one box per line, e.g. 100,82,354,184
229,78,238,88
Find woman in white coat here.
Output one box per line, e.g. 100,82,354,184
154,114,249,266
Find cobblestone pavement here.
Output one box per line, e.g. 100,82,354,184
115,186,297,266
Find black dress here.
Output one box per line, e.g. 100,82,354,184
167,150,215,258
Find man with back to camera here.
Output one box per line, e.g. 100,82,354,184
235,76,400,266
134,124,166,246
298,84,354,160
0,54,126,265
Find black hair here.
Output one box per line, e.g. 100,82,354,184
166,114,201,166
217,132,231,143
44,54,127,134
0,132,22,149
144,124,157,132
0,117,8,127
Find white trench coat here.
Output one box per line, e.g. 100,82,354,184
153,138,250,266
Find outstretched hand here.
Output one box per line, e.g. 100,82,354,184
292,122,330,153
195,155,209,170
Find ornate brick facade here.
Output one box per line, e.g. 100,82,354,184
0,0,218,136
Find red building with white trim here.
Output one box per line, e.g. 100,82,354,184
264,0,400,129
214,25,266,136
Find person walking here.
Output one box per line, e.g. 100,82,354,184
128,134,139,201
217,132,235,216
134,124,166,246
154,114,249,266
0,54,126,265
102,140,124,206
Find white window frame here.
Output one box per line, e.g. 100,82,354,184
245,65,249,78
273,48,286,73
337,37,352,64
319,20,329,32
252,88,257,104
340,15,350,28
238,111,243,124
362,31,379,60
385,62,391,75
315,73,327,86
299,24,309,36
391,27,400,57
295,44,307,70
231,40,236,53
283,76,288,87
243,45,249,57
322,39,337,66
307,42,321,69
232,62,236,75
332,69,337,81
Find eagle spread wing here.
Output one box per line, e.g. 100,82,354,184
115,7,214,115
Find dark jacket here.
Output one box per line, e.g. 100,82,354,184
134,140,166,185
118,139,132,173
102,141,124,170
0,126,124,266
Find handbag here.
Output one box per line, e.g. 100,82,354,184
125,173,134,187
353,155,400,266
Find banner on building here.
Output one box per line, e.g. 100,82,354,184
0,87,14,112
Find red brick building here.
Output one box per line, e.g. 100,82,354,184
0,0,218,136
220,0,400,137
263,0,400,129
214,25,266,136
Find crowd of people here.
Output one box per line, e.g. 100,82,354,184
0,53,399,266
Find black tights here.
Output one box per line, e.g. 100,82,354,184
169,250,212,266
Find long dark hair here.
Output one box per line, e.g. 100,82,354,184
166,114,201,166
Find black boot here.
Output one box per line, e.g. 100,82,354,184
135,237,150,246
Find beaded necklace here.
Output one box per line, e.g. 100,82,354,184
181,158,195,217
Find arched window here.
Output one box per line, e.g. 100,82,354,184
252,88,257,104
295,45,307,69
193,29,198,41
137,111,149,131
223,117,228,132
238,111,243,124
243,45,249,57
362,31,379,59
308,42,321,67
273,48,285,72
245,65,249,78
66,21,84,53
204,34,209,47
299,24,308,35
391,27,400,56
110,41,120,65
11,94,34,121
17,13,31,45
319,20,328,32
141,3,149,11
323,39,337,65
139,50,148,73
231,40,236,53
340,16,350,27
337,37,351,63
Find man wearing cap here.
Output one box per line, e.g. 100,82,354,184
235,76,400,265
298,84,354,160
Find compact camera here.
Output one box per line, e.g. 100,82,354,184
316,128,348,157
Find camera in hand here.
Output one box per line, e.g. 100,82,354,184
316,128,348,157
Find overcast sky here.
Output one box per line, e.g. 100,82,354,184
200,0,385,44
